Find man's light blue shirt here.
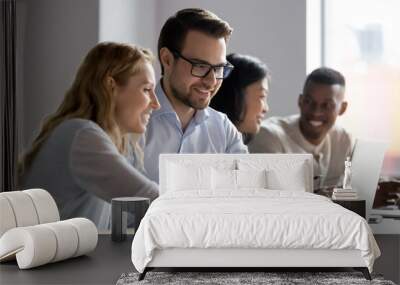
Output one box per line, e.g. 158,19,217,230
143,82,248,183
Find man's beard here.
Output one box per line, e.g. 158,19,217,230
170,84,211,110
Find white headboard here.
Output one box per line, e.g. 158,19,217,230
159,154,314,195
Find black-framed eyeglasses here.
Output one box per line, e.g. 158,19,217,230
172,50,234,80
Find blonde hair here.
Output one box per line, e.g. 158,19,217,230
20,42,154,173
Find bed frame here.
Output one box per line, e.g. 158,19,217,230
139,248,370,280
138,154,372,280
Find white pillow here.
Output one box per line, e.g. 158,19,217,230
236,169,268,189
211,168,237,190
266,168,307,191
167,162,211,191
238,159,308,192
211,169,268,191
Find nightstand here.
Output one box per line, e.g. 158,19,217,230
111,197,150,242
332,199,366,218
374,234,400,284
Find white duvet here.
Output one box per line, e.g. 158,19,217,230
131,190,380,273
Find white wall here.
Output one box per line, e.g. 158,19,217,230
98,0,160,74
17,0,307,148
99,0,136,43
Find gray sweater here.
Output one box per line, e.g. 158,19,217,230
20,119,159,229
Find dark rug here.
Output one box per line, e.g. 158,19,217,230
116,271,396,285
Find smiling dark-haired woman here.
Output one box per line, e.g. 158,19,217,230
210,53,271,144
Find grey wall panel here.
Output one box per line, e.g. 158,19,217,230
19,0,99,149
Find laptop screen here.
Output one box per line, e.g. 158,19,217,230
350,138,391,218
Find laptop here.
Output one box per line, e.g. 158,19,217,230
351,138,400,219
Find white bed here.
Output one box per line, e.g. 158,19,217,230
131,154,380,280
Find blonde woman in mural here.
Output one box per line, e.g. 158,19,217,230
19,42,160,229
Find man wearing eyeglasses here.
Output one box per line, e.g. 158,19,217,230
142,8,248,183
248,67,353,191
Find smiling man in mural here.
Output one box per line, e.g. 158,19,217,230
142,8,248,183
248,67,352,191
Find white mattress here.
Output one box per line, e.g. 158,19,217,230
131,190,380,273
